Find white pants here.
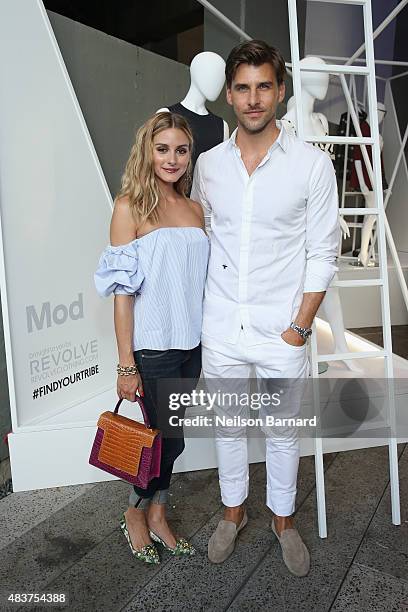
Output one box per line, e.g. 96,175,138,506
202,331,309,516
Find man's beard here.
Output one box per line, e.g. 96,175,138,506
239,110,276,134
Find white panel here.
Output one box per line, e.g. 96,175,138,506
383,82,408,253
0,0,117,432
0,0,124,491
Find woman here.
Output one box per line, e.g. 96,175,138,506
94,112,209,564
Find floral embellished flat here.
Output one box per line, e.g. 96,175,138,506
149,529,196,556
120,514,160,564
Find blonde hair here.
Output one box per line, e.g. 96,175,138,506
116,112,193,226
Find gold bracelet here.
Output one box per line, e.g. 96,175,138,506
116,363,138,376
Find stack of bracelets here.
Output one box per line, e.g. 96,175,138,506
116,363,139,376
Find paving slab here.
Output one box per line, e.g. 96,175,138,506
0,479,131,609
226,446,396,611
0,481,98,551
1,444,405,612
331,563,408,612
12,467,224,612
354,444,408,582
0,452,334,612
120,454,334,611
123,510,275,612
39,454,326,611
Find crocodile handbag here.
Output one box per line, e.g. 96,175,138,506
89,396,161,488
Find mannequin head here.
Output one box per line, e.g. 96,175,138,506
190,52,226,101
300,56,329,101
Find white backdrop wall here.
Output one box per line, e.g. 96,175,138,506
0,1,141,490
0,1,115,431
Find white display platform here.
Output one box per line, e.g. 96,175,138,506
9,324,408,492
333,250,408,328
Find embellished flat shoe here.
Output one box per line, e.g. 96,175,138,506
149,529,196,556
120,514,160,564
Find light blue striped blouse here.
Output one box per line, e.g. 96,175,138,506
94,227,209,351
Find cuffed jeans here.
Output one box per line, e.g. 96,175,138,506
128,344,202,507
202,331,309,517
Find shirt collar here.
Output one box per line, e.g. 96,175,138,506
229,119,288,154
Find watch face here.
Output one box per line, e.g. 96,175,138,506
290,323,312,339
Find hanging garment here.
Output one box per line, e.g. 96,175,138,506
281,116,335,161
334,108,367,180
349,119,388,191
167,102,224,169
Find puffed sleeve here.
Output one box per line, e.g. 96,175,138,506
94,240,145,297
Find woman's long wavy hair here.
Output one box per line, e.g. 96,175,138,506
116,112,194,226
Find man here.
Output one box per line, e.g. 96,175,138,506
190,40,339,576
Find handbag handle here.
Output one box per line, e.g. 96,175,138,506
114,396,152,429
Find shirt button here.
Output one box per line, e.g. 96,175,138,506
241,324,244,330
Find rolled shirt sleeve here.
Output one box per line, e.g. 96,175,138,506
304,152,340,292
94,241,145,297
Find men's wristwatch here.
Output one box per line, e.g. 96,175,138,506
290,321,312,340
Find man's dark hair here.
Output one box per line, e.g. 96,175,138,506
225,39,287,88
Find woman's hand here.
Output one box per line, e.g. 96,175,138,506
117,372,144,401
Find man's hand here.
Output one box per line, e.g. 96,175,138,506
280,327,306,347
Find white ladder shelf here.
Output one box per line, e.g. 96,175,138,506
288,0,401,538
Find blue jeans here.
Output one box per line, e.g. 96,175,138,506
129,343,202,503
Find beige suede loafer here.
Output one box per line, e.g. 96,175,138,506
208,510,248,563
271,520,310,576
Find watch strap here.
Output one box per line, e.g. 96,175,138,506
290,321,312,339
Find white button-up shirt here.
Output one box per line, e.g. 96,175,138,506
190,121,339,347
